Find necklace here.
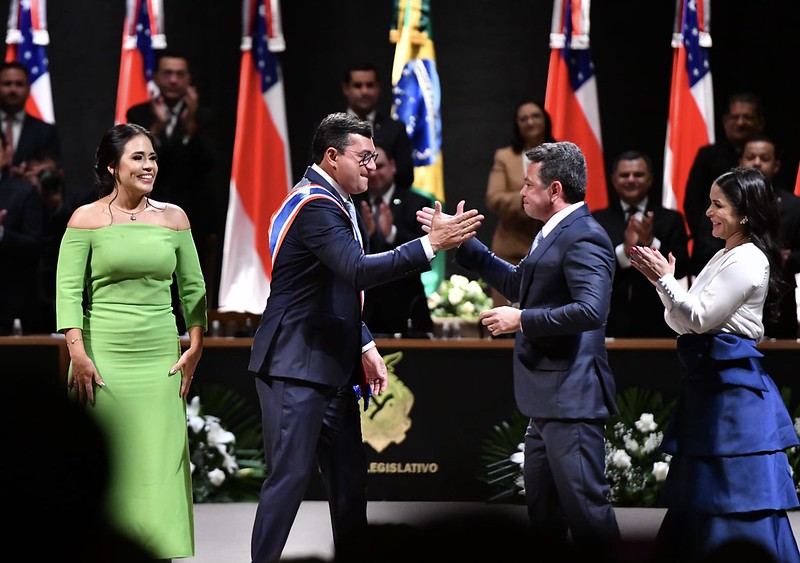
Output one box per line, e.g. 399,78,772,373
110,201,147,221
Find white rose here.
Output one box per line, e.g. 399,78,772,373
450,274,469,288
794,417,800,438
510,451,524,467
208,424,236,446
208,468,226,487
612,449,632,468
428,292,441,308
448,287,465,306
635,413,657,433
652,461,670,482
465,280,483,295
459,301,476,315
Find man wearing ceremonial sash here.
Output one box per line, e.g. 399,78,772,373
248,112,483,562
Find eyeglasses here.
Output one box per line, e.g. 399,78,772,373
345,150,379,167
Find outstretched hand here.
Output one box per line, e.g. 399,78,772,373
417,200,483,251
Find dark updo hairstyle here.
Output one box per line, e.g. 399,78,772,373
713,167,787,322
94,123,154,197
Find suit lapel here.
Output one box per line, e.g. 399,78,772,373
518,205,589,304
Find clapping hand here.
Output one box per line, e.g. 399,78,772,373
629,245,675,285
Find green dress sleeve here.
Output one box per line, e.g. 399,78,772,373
56,228,92,332
175,229,208,330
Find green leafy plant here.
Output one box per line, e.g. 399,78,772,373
187,382,266,503
479,387,676,507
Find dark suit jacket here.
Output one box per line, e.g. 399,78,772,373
0,176,43,333
354,187,433,335
592,203,690,337
372,111,414,191
248,167,431,386
13,114,59,165
455,204,618,419
683,141,739,275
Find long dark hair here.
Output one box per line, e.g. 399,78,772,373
94,123,155,196
714,167,787,322
510,99,555,154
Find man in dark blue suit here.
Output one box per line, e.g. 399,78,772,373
0,61,59,176
248,112,482,563
422,142,620,547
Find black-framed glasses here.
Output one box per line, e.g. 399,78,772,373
345,150,379,167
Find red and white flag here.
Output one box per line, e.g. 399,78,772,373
662,0,714,213
794,163,800,197
217,0,291,313
5,0,54,123
545,0,607,211
114,0,165,125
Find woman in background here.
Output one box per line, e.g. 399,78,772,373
630,167,800,562
56,123,207,560
484,99,552,307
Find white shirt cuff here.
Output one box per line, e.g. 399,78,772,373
420,235,435,261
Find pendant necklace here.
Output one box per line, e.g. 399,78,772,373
110,201,147,221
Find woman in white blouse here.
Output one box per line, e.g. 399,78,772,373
629,167,800,562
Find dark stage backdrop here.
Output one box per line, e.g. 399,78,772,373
5,0,799,288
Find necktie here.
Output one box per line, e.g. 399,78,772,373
344,199,363,249
625,206,640,222
530,230,544,254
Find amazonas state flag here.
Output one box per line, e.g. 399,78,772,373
218,0,291,313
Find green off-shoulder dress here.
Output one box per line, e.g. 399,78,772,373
56,224,207,559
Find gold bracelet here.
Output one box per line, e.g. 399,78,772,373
67,338,82,346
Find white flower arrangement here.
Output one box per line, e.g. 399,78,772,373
480,388,676,507
604,414,672,507
428,274,493,319
186,393,266,503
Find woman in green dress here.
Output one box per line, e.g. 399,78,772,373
56,123,207,560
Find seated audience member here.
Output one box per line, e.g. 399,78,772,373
354,143,433,337
0,139,43,335
740,135,800,338
593,150,690,337
683,91,765,275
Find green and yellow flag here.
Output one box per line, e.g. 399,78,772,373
390,0,444,295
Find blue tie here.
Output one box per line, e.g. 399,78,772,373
529,230,544,255
344,199,363,249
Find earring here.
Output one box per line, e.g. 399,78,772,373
739,217,748,225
